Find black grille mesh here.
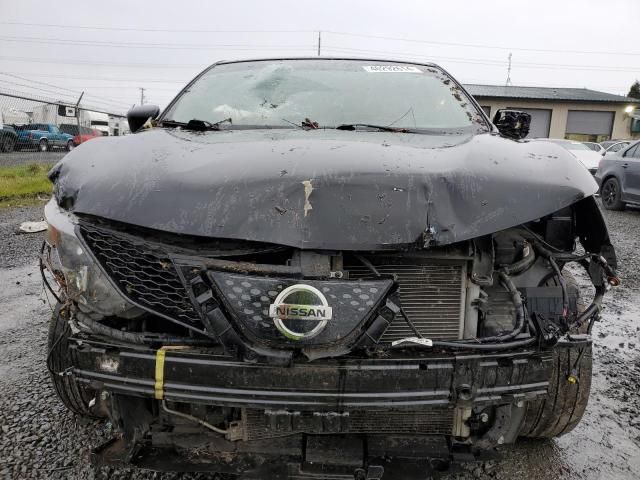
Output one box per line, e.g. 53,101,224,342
79,223,201,324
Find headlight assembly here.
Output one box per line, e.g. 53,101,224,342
43,199,141,318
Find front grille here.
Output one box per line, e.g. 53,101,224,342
244,408,454,440
79,223,201,325
348,260,465,341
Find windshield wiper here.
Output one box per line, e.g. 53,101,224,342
282,117,320,130
336,123,412,133
161,117,232,131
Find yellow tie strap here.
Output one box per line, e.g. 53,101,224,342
154,346,189,400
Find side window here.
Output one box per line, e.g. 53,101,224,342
624,144,639,158
51,125,59,133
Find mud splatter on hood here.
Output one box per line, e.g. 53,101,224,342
51,128,597,250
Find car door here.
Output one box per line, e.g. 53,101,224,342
624,143,640,202
49,125,63,147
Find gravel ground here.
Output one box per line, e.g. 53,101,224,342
0,202,639,480
0,151,65,167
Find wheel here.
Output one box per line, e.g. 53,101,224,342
1,135,15,153
519,272,591,438
47,303,101,418
601,177,625,210
38,138,49,152
519,346,592,438
66,140,75,151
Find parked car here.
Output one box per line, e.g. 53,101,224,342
602,140,631,156
59,124,102,146
595,140,640,210
43,58,617,477
14,123,75,152
583,141,605,154
0,122,17,153
600,140,623,150
534,138,602,174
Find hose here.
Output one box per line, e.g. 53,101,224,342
501,242,536,275
454,271,526,344
532,240,611,333
548,256,569,318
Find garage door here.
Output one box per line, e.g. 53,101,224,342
566,110,614,137
508,107,551,138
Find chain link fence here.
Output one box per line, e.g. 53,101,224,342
0,90,128,167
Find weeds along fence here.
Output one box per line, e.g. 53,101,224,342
0,89,128,166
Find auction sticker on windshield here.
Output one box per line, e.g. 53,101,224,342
363,65,422,73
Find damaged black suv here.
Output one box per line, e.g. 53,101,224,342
43,58,618,479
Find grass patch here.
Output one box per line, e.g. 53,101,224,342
0,163,53,208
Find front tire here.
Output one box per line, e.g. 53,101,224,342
66,140,74,151
47,304,100,418
1,136,15,153
601,177,625,210
520,271,591,438
519,345,592,438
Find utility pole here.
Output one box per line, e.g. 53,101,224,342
75,91,84,144
317,31,321,57
139,87,146,105
505,53,512,86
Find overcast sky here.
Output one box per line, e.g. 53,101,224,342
1,0,638,113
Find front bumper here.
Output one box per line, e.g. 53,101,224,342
72,338,553,411
74,337,554,477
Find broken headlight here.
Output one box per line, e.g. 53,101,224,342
44,199,141,317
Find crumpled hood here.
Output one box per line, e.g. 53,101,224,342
51,128,597,250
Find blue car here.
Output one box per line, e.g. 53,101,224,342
15,123,75,152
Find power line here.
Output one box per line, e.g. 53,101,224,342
0,21,315,34
324,30,640,57
0,55,205,69
0,79,78,100
322,46,640,73
0,72,82,95
39,84,178,92
0,35,315,51
0,88,126,115
0,73,135,107
3,22,638,57
2,21,638,58
2,71,188,84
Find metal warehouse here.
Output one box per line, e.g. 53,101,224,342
465,84,640,141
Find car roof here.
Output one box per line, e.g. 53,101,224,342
211,57,440,68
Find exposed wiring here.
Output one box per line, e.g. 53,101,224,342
161,400,228,434
39,241,62,304
355,254,381,277
548,256,569,318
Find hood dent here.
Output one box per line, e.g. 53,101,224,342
54,129,598,250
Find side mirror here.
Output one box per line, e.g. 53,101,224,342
127,104,160,133
492,109,531,140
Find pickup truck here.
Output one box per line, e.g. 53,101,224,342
0,123,17,153
15,123,75,152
